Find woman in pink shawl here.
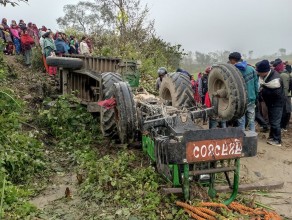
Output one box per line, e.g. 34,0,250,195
10,20,21,54
32,24,39,44
26,22,39,45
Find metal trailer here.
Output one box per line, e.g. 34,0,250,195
49,55,139,113
47,56,257,205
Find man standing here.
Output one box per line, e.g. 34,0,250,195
198,67,211,105
257,60,285,146
156,67,167,90
229,52,258,132
273,59,291,131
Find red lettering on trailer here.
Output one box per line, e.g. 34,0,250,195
186,138,243,162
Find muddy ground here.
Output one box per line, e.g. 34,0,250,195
3,56,292,219
241,132,292,218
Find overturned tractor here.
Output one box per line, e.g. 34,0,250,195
47,56,257,204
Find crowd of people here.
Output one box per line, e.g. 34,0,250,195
0,18,93,74
156,52,292,147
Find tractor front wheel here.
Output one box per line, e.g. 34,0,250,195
208,64,248,121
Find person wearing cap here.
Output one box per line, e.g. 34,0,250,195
156,67,167,90
229,52,258,132
273,58,291,132
257,60,285,146
198,67,211,105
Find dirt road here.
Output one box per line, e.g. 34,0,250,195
241,130,292,218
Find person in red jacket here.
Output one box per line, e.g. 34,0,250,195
20,28,35,66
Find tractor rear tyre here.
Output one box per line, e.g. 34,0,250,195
112,82,137,144
46,57,83,70
100,72,123,137
208,63,248,121
159,73,195,108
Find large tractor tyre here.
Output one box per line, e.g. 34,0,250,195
46,57,83,70
100,72,122,137
208,63,248,121
159,73,196,108
112,82,137,144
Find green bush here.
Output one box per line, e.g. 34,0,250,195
0,39,8,79
0,89,46,219
31,46,45,72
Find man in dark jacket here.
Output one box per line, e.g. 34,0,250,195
198,67,211,105
273,59,291,131
257,60,285,146
229,52,258,132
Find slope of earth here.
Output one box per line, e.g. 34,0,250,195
241,129,292,218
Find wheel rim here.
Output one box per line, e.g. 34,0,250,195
213,79,229,111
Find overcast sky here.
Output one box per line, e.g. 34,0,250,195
1,0,292,57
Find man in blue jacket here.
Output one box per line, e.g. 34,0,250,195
229,52,258,132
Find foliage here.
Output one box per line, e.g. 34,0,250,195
0,0,28,7
38,95,98,144
31,46,45,72
57,1,101,34
0,90,45,219
0,39,8,79
181,50,231,74
279,48,286,56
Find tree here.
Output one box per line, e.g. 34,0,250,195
57,1,104,34
195,51,212,65
279,48,286,56
181,51,196,72
248,50,253,60
94,0,155,49
0,0,27,6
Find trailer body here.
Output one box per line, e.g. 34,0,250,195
57,54,139,112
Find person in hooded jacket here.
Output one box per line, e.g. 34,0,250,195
273,58,291,131
229,52,258,132
257,60,285,146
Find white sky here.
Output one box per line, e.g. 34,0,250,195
1,0,292,57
